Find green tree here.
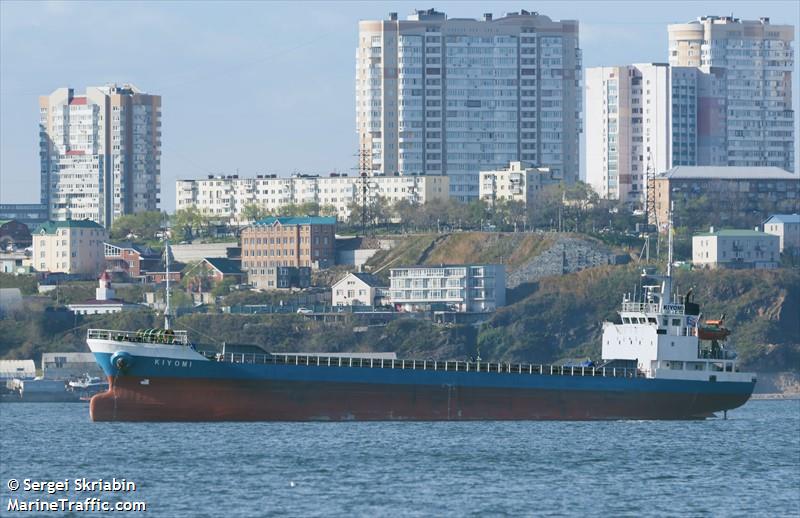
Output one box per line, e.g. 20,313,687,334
211,278,237,298
110,211,167,241
277,202,321,217
319,204,339,217
241,203,268,223
181,261,214,293
392,199,416,231
172,207,204,241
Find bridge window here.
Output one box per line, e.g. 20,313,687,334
672,318,681,326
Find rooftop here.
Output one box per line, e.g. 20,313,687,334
657,166,798,181
105,241,160,257
35,219,105,234
42,352,100,362
203,257,243,275
765,214,800,225
253,216,337,227
343,272,386,288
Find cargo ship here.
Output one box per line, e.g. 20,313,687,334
87,229,756,421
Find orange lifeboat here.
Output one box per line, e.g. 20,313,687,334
698,319,731,341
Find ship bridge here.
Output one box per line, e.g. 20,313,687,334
601,275,752,384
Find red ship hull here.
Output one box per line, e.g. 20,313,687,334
90,375,751,421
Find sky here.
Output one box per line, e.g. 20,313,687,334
1,0,798,212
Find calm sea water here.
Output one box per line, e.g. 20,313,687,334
1,400,798,517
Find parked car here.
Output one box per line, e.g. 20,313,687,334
296,307,313,315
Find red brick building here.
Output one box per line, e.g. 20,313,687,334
104,242,161,278
241,216,336,274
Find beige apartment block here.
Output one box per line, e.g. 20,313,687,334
357,9,581,201
479,161,557,206
39,84,161,227
32,219,108,275
692,229,779,269
654,166,800,229
668,16,794,172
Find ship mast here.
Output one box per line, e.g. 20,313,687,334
164,238,172,330
663,201,674,305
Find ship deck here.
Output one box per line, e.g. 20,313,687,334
204,351,646,379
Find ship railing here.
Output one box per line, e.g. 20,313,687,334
205,352,645,379
87,328,190,346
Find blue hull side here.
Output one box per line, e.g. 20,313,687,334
90,352,755,421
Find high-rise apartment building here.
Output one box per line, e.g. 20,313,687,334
585,64,672,204
39,84,161,227
356,9,581,202
668,16,794,172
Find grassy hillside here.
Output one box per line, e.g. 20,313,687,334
478,266,800,371
366,232,557,275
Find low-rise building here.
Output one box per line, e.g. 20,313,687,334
0,219,32,250
692,229,780,269
249,266,311,291
479,162,558,206
41,352,103,379
201,257,244,284
176,173,449,222
67,271,143,315
169,242,239,263
389,264,506,313
0,359,36,381
32,219,107,276
104,241,161,278
332,272,388,306
241,216,336,271
654,166,800,230
0,204,48,229
763,214,800,253
335,237,393,267
0,251,29,274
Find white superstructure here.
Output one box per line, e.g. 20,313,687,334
601,219,755,383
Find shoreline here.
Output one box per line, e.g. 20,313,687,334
750,393,800,401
